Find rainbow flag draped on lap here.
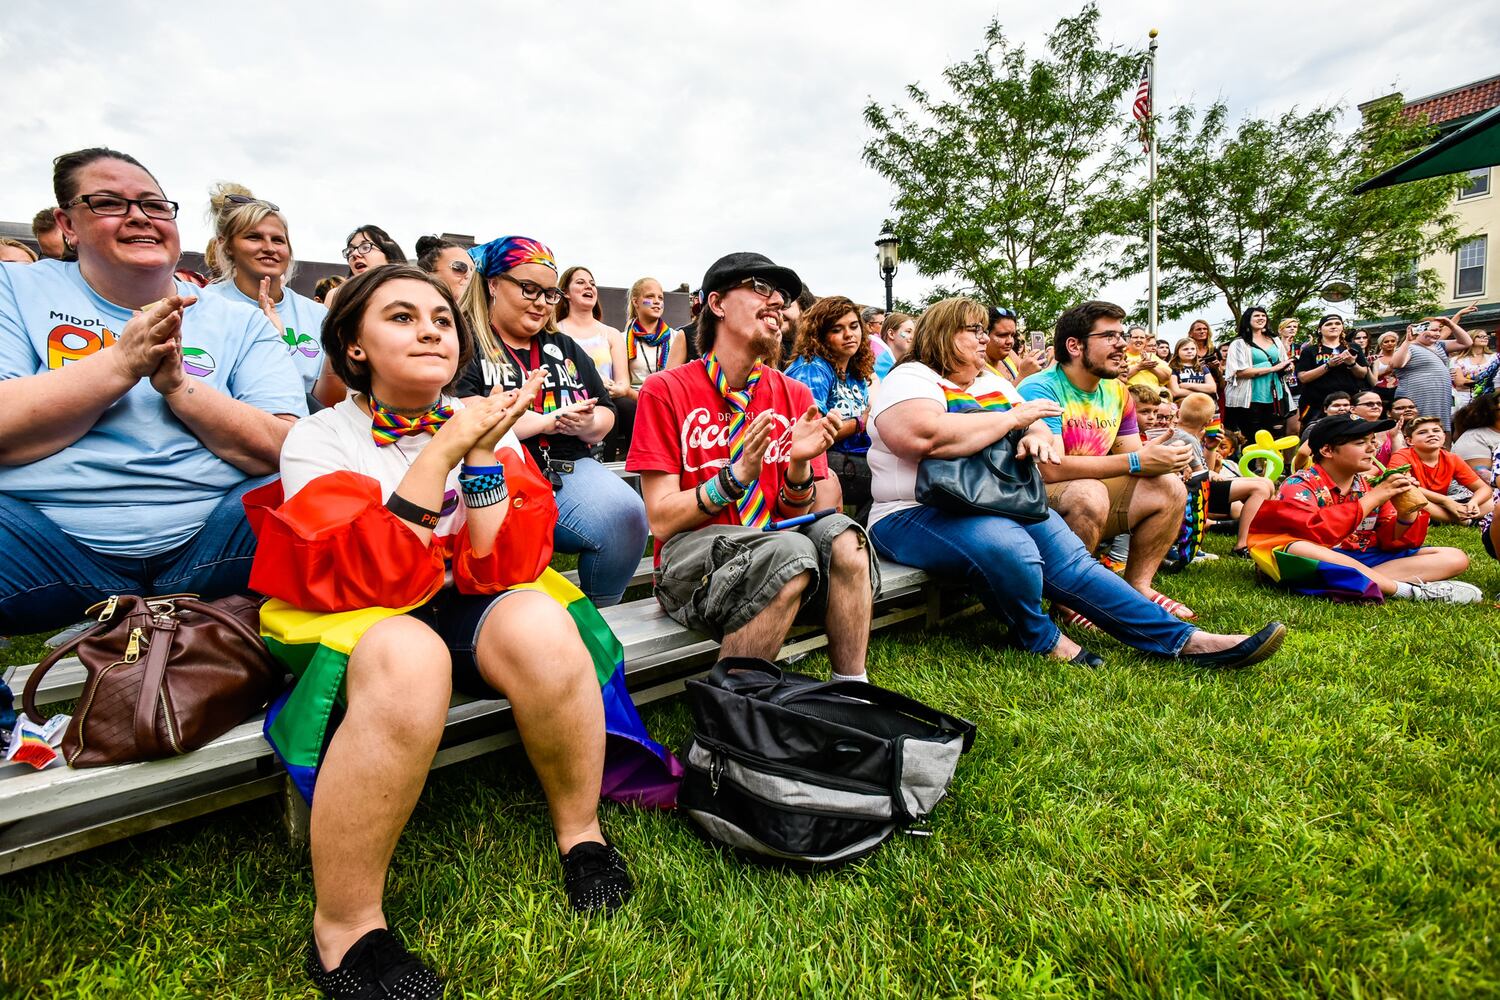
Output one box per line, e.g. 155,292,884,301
1245,506,1384,602
260,569,682,807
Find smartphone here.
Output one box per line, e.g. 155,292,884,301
1031,333,1046,353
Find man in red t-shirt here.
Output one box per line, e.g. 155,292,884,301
627,252,878,680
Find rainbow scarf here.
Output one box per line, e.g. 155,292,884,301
627,318,675,371
369,397,454,447
943,385,1014,413
260,569,682,808
704,352,770,528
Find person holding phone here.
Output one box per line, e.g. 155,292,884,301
1389,306,1477,433
1295,314,1369,424
455,235,647,607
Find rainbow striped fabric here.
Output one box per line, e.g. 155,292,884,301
368,399,454,447
260,569,682,807
704,352,770,528
626,319,675,371
942,386,1014,413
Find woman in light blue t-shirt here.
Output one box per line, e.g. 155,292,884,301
201,191,328,395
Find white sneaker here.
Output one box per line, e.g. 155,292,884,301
1192,552,1220,563
1407,579,1484,604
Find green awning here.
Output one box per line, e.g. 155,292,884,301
1354,104,1500,193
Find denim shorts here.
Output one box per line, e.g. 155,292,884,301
1336,547,1421,568
405,588,524,697
653,513,877,638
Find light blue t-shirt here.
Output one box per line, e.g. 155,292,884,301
199,279,327,391
784,354,872,454
873,350,896,380
0,260,307,557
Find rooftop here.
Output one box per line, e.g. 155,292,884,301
1401,74,1500,127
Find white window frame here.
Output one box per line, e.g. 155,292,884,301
1455,235,1486,299
1457,167,1491,202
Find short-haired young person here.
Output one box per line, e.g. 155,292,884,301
1018,301,1195,620
1295,314,1370,424
1251,415,1480,603
1175,394,1271,556
1391,417,1494,524
627,252,876,680
31,207,66,260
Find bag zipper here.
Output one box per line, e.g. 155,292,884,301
158,687,182,754
66,644,134,766
698,747,895,822
695,737,888,796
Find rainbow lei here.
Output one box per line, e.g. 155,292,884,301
704,352,770,528
368,397,454,447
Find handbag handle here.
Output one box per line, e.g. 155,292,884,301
175,596,279,672
21,597,145,724
132,616,176,757
706,657,786,694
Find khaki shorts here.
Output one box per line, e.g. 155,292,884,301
1045,475,1139,539
653,514,878,639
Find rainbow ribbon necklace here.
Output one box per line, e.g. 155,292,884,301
628,319,675,372
369,396,454,447
704,352,770,528
942,385,1014,413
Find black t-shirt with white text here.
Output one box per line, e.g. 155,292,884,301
456,330,615,462
1295,341,1369,415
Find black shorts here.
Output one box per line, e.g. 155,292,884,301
1207,479,1235,519
404,588,525,698
1226,402,1285,438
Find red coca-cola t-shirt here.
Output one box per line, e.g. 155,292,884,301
627,359,829,560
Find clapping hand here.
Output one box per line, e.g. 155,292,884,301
730,411,775,486
257,277,285,336
116,295,194,385
473,370,546,456
551,398,598,436
789,404,841,462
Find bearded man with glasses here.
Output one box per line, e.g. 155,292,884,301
0,147,305,636
627,253,879,681
1018,300,1196,622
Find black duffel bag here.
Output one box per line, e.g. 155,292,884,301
679,658,977,870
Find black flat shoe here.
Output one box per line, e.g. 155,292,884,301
561,840,632,914
1179,622,1286,669
307,928,443,999
1229,546,1251,559
1068,648,1105,668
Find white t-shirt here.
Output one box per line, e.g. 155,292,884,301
1454,427,1500,466
280,396,524,549
200,279,327,391
866,362,1024,528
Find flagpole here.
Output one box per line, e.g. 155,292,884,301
1147,28,1159,340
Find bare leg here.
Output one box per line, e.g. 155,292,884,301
1367,546,1470,583
312,617,453,968
1052,480,1109,553
1229,478,1273,548
720,571,811,660
1123,474,1188,595
474,591,605,854
824,529,872,677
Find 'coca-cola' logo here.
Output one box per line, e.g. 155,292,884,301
680,407,794,473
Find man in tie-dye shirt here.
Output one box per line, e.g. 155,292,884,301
1018,301,1195,618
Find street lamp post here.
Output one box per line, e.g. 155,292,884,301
875,221,899,315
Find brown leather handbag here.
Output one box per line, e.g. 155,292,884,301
23,593,284,768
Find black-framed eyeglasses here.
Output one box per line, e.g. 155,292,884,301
497,273,563,305
343,240,378,260
735,276,790,303
222,194,281,212
67,194,179,220
448,260,471,276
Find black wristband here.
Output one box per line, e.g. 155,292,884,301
386,492,442,529
717,465,747,501
695,482,721,517
784,470,816,492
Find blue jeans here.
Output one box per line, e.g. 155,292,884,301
870,505,1194,656
0,476,275,635
552,457,648,607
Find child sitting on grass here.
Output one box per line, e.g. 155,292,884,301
1391,416,1495,524
1175,394,1272,558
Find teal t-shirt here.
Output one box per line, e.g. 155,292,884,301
1017,364,1139,456
1249,342,1285,405
0,260,307,557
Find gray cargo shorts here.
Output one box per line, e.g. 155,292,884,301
654,513,879,638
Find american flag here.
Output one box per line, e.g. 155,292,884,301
1132,60,1151,152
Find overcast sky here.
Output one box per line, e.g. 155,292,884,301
4,1,1497,326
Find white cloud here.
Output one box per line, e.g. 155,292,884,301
4,0,1496,327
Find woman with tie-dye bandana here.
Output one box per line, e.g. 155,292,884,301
254,263,648,998
454,235,648,607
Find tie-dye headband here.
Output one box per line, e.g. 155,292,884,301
469,235,557,278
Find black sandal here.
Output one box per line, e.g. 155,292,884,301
307,928,444,999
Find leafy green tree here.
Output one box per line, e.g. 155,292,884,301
862,4,1142,326
1114,97,1462,326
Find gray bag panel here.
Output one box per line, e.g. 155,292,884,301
687,742,893,820
895,733,966,819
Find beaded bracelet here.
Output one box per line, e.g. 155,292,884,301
779,486,815,509
721,463,747,491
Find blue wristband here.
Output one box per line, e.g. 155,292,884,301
461,463,507,476
1127,451,1142,475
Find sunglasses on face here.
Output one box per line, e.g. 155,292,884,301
497,273,563,305
448,260,471,276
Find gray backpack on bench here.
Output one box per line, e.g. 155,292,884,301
679,658,976,870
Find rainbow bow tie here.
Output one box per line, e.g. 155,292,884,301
370,399,454,447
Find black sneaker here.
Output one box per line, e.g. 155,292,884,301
307,928,444,999
560,840,632,914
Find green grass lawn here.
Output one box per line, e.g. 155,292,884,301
1,528,1497,998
